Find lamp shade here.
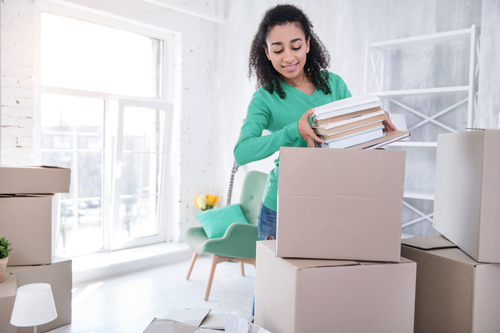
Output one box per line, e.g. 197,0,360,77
10,283,58,327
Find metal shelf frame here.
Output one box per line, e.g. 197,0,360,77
363,25,480,230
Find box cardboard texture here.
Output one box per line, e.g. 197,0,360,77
0,195,56,266
401,236,500,333
0,166,70,194
255,241,416,333
433,130,500,263
0,272,17,333
7,259,72,333
277,147,406,262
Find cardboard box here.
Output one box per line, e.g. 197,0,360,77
142,309,255,333
7,259,72,333
277,147,406,262
255,241,416,333
0,272,17,333
0,195,57,266
401,236,500,333
0,166,70,194
433,130,500,263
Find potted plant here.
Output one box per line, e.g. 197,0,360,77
0,236,13,283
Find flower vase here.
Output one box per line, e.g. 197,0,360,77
0,257,8,283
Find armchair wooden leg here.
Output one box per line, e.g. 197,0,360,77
186,252,198,280
205,255,218,301
240,262,245,276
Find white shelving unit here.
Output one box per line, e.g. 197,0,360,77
364,25,480,230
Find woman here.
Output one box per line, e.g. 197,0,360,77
234,4,396,242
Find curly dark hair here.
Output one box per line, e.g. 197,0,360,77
248,4,331,99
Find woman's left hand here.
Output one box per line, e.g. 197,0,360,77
383,111,398,132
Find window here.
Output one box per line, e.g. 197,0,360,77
38,11,173,257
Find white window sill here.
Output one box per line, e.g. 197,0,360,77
67,242,193,285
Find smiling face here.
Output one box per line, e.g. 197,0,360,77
264,22,310,86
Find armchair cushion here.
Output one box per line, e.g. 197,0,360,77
194,204,249,239
185,224,259,258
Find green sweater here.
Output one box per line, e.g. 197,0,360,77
234,72,351,212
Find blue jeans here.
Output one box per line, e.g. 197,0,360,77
257,203,277,241
253,204,277,316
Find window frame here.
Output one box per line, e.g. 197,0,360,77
34,0,178,255
111,99,173,251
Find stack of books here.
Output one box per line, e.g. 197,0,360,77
312,94,410,149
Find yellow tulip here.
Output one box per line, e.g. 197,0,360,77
205,194,219,207
195,196,207,210
205,194,213,206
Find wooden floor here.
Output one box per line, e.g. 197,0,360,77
48,255,256,332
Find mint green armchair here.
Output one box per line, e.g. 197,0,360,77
185,170,268,301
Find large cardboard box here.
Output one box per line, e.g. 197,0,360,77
255,241,416,333
0,272,17,333
401,236,500,333
433,130,500,263
0,166,70,194
6,259,72,333
0,195,58,266
277,147,406,262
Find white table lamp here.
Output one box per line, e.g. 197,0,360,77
10,283,58,333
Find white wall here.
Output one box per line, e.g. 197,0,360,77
477,0,500,128
1,0,36,166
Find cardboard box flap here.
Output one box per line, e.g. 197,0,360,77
199,314,226,330
265,240,358,268
358,257,415,266
143,318,199,333
279,147,405,198
162,309,211,327
289,258,359,269
401,235,457,250
402,242,480,266
200,313,253,330
437,248,481,266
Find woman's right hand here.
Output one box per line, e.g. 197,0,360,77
298,109,324,147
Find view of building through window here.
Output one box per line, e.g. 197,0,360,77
40,12,167,257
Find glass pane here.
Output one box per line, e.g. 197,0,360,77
77,199,103,244
142,153,161,196
57,200,103,257
117,196,158,242
41,13,78,89
58,201,78,255
138,196,158,237
42,152,76,200
123,107,164,152
41,13,161,97
78,152,102,198
41,94,77,149
118,197,140,242
121,153,143,196
77,98,104,150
